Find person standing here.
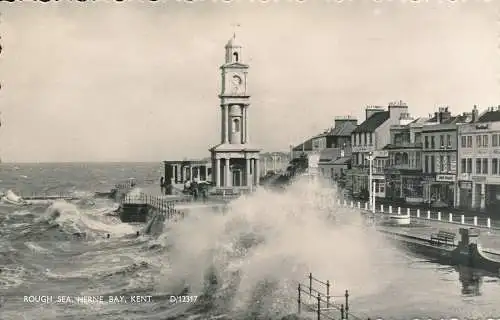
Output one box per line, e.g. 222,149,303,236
160,176,165,193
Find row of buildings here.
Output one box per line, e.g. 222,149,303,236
292,101,500,213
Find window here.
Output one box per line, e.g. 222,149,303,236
424,136,429,149
440,155,444,172
493,159,498,175
467,136,472,148
467,158,472,173
483,135,489,147
369,133,372,145
431,136,435,149
476,135,482,147
476,159,481,174
483,158,488,174
364,133,368,145
461,136,467,148
430,155,435,172
233,52,239,62
233,118,240,132
461,159,466,173
447,155,451,172
424,155,429,173
351,135,355,146
447,134,451,147
493,134,498,147
440,135,444,148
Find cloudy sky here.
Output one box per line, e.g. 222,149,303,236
0,1,499,162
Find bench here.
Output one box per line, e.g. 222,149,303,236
430,230,456,245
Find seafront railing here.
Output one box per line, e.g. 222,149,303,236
297,273,370,320
337,199,496,230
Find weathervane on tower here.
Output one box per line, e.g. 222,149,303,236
230,22,241,38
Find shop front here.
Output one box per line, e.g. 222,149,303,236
486,184,500,215
458,180,473,209
385,169,402,201
372,174,386,198
346,168,368,199
401,170,423,204
423,174,456,208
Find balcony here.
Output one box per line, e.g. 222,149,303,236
389,163,421,170
351,144,375,153
385,142,422,150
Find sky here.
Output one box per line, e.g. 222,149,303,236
0,1,499,163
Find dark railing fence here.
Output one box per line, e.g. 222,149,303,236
120,192,187,220
298,273,369,320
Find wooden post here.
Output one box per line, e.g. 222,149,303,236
389,205,392,214
461,215,465,224
449,213,453,222
417,209,420,218
473,216,478,226
437,212,441,221
427,210,431,219
380,204,384,212
397,207,401,215
345,290,349,319
326,280,330,308
297,283,301,314
340,304,345,320
317,293,321,320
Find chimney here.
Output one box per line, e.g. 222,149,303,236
471,105,479,123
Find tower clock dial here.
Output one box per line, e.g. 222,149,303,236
232,75,242,86
231,75,242,93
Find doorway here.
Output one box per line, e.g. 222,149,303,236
233,169,242,187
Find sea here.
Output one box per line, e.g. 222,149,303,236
0,162,499,320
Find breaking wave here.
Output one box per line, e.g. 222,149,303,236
155,175,407,319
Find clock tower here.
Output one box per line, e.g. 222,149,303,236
209,34,261,191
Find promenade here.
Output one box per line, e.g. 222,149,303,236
333,199,500,252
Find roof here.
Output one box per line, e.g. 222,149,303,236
352,111,390,133
318,148,341,162
425,114,472,125
225,34,242,48
409,117,430,125
315,121,357,138
478,110,500,123
331,156,351,165
293,138,313,152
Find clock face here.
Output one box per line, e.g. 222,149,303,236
232,75,242,86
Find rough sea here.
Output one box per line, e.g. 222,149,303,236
1,162,499,320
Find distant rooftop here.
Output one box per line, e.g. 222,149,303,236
352,111,390,133
477,106,500,123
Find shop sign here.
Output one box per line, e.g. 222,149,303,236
372,175,385,180
472,176,486,182
460,181,472,190
373,150,388,158
436,174,455,182
475,124,489,130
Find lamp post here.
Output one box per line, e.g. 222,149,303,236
366,152,375,213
